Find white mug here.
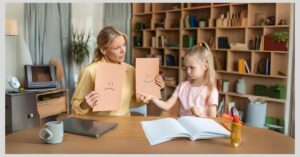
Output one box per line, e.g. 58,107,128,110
39,121,64,144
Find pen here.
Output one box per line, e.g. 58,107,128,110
221,122,232,132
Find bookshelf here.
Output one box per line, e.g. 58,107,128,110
131,3,292,132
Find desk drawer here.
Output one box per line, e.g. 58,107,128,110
37,96,66,118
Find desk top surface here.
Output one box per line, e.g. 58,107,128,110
5,115,294,154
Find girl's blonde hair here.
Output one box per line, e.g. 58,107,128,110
93,26,127,63
184,41,216,91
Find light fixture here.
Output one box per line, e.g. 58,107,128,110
5,18,18,36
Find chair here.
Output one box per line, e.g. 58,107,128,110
130,104,147,116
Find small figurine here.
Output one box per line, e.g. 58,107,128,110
278,19,288,25
266,16,275,25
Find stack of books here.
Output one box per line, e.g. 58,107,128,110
237,58,251,74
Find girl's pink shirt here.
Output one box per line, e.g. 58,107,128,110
172,81,218,117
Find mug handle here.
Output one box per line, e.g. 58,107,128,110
39,128,53,141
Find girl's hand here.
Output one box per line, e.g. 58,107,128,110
155,75,165,90
83,91,101,109
137,92,155,104
191,106,206,117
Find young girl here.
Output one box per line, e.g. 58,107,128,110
139,41,218,117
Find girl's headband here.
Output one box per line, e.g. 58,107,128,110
198,41,209,50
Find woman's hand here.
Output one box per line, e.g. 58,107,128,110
81,91,101,110
137,92,155,104
191,106,206,117
155,75,165,90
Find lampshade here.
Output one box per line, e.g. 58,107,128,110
5,19,18,36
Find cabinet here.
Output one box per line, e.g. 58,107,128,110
5,88,68,135
131,3,292,132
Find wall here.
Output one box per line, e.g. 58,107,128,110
5,3,105,90
5,3,32,91
71,3,105,79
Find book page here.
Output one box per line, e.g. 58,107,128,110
177,116,231,141
141,118,190,145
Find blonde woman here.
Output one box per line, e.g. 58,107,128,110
139,41,218,117
71,26,165,116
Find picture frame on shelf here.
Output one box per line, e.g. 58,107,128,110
255,12,266,26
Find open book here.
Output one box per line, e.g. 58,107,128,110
141,116,231,145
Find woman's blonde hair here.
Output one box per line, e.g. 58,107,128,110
184,41,216,91
93,26,127,63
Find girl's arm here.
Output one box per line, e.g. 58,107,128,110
138,93,178,111
191,104,217,118
206,104,217,117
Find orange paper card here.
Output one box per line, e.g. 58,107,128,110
94,62,127,111
136,58,161,99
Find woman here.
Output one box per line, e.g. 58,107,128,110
71,26,164,116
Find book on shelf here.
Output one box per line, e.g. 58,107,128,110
256,58,270,75
157,36,165,48
217,97,225,114
214,57,223,70
141,116,231,145
185,14,190,28
151,37,156,47
238,58,250,74
166,54,176,66
244,60,251,74
254,36,261,50
238,59,245,73
265,58,269,75
227,101,235,116
260,35,264,51
222,79,229,93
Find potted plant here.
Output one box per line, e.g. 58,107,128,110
264,32,288,51
198,16,207,27
71,30,90,65
272,32,288,42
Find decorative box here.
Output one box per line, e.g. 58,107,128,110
253,84,268,96
269,85,287,99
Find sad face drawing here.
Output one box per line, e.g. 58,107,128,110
94,62,127,111
104,81,116,92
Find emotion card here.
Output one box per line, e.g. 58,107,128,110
94,62,127,111
136,58,161,100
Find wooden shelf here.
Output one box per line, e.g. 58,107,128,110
183,5,211,11
213,4,230,7
160,66,179,69
133,12,152,16
217,26,246,29
133,46,151,49
153,9,181,14
132,3,291,123
216,70,287,79
220,91,286,103
165,84,177,88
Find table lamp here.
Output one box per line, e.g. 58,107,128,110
5,18,18,36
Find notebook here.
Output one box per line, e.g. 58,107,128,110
141,116,231,145
63,117,118,138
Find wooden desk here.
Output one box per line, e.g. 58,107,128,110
5,115,294,154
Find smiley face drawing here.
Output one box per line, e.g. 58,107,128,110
143,74,155,84
104,81,115,92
